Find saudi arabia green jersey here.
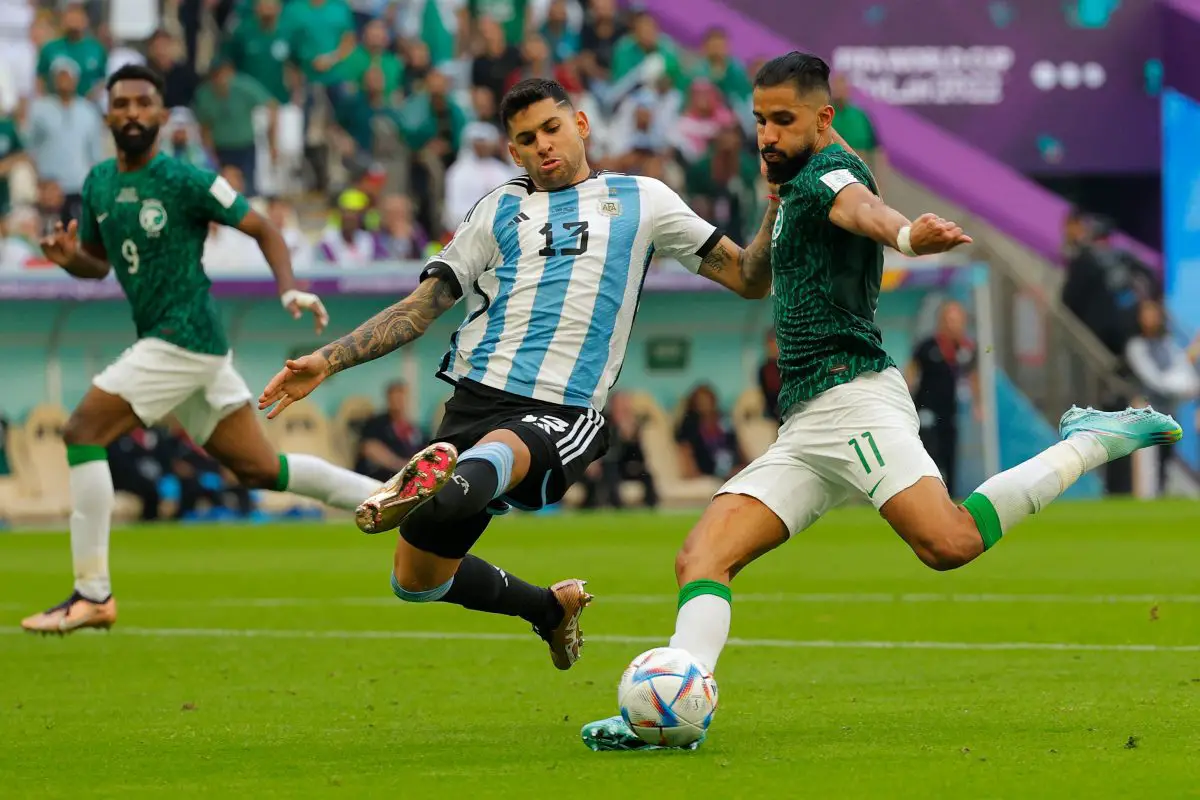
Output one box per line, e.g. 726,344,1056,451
79,153,252,356
771,143,894,413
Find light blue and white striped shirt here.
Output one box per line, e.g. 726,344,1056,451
423,171,719,411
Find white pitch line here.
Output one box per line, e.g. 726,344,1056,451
2,625,1198,653
4,592,1200,613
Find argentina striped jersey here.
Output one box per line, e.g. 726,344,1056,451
421,171,720,411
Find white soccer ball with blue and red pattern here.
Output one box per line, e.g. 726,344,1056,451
617,647,718,747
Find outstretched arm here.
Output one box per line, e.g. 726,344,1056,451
828,183,972,255
258,272,460,418
696,195,779,300
237,208,330,333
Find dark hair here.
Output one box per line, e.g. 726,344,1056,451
106,64,166,97
499,78,572,130
754,51,831,96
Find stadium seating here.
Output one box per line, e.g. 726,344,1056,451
258,400,335,514
731,387,777,461
331,395,378,469
627,391,721,507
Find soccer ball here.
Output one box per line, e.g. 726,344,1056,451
617,647,718,747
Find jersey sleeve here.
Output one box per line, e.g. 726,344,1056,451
420,194,500,301
185,165,252,227
77,172,101,248
800,153,876,220
643,177,721,273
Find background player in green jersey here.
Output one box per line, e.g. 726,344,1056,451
582,52,1183,751
21,65,383,635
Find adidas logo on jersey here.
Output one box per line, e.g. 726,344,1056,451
509,212,530,227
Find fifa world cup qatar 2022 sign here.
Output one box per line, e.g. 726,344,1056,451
721,0,1161,174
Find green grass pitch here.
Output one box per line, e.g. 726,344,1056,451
2,500,1199,798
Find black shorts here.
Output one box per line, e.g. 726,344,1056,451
433,379,609,510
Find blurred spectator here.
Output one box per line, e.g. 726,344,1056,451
676,79,736,163
378,193,429,259
693,28,751,109
607,89,666,161
180,0,238,74
204,165,268,270
220,0,294,105
611,11,686,93
35,178,64,234
1062,215,1160,356
580,391,657,509
36,3,106,98
162,107,215,171
388,0,462,67
471,15,522,102
505,33,556,93
282,0,357,96
167,426,254,519
108,427,175,521
339,19,404,98
193,58,278,197
906,300,979,498
400,39,433,94
542,0,581,63
757,329,781,421
355,381,426,481
578,0,624,83
0,206,43,270
686,125,759,240
99,23,146,95
394,68,467,236
468,0,530,47
676,384,742,480
336,64,399,153
444,121,519,230
0,111,25,216
471,85,500,128
1125,299,1200,418
26,59,103,223
0,0,36,114
830,73,881,175
319,188,386,264
146,29,198,110
266,196,313,268
1061,204,1089,264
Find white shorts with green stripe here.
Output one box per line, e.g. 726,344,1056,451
717,367,943,536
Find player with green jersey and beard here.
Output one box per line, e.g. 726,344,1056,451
21,65,383,635
582,52,1183,751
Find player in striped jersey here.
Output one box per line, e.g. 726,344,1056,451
259,78,779,669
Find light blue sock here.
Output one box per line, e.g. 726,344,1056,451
391,572,455,602
458,442,515,500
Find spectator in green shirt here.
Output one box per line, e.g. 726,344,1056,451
36,4,107,98
338,19,405,98
467,0,529,47
685,125,761,242
0,117,26,216
830,72,883,177
693,28,751,108
193,59,278,196
283,0,357,87
611,11,687,92
221,0,296,104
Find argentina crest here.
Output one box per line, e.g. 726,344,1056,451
139,199,168,237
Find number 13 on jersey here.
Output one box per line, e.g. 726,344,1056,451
121,239,140,274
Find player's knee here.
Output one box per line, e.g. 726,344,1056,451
917,529,982,572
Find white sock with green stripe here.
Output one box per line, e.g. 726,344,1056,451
276,454,382,511
67,444,115,601
963,434,1108,548
668,580,733,673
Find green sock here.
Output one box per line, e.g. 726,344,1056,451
677,579,732,609
274,454,289,492
66,444,108,466
962,492,1004,550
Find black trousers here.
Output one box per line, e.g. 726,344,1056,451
920,420,959,499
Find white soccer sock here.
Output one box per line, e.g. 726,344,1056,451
281,453,381,511
966,434,1109,543
668,591,732,673
70,459,115,601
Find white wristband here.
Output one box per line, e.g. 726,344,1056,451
896,225,918,257
281,288,320,310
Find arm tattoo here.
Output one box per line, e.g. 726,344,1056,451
698,241,730,275
319,275,458,375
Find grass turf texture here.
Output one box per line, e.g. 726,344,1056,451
2,500,1199,798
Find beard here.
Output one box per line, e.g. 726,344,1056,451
113,123,159,157
760,143,814,185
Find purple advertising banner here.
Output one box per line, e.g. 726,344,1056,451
1161,0,1200,103
710,0,1161,174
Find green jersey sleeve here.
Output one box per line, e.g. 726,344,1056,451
77,173,101,247
184,165,252,228
794,151,876,220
